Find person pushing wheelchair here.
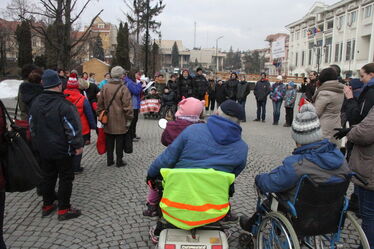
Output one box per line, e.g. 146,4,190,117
240,104,351,231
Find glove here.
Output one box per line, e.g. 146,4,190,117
146,175,156,188
333,128,351,140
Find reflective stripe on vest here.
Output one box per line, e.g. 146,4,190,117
160,168,235,230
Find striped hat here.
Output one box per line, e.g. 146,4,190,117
66,73,79,89
291,104,323,145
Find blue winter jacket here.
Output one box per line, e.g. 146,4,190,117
124,77,142,109
147,115,248,178
255,139,350,197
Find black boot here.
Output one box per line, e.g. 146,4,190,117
116,159,127,167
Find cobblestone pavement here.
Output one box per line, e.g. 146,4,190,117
2,94,362,248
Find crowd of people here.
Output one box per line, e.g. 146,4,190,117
0,60,373,248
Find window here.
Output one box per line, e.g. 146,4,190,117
325,37,332,63
352,39,356,60
348,11,357,26
327,20,334,29
303,29,307,38
335,43,340,62
337,15,345,29
295,52,298,66
346,40,352,61
98,24,105,29
301,51,305,66
340,42,343,61
32,39,37,47
325,45,330,63
308,49,312,65
364,5,372,19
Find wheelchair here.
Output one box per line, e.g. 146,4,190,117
239,175,370,249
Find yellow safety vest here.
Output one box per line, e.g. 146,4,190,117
160,168,235,230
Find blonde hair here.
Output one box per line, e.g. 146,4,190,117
78,78,89,90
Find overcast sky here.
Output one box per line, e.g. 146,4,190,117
0,0,338,51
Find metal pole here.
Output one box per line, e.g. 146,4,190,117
215,36,223,76
144,0,150,76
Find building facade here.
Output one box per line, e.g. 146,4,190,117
287,0,374,78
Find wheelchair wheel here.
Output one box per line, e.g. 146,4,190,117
301,212,369,249
256,211,300,249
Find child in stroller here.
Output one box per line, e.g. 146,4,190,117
141,87,161,119
159,87,177,120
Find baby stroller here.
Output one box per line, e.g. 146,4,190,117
140,99,161,119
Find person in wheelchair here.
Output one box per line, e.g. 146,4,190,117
159,86,177,120
240,104,351,232
145,100,248,221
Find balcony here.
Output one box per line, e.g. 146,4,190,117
324,29,333,35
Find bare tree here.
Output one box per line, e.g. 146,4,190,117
6,0,103,69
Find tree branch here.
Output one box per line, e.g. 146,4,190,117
70,0,92,24
70,9,103,49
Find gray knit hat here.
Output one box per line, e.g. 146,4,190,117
111,66,125,78
291,104,323,145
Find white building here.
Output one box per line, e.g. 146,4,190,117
287,0,374,78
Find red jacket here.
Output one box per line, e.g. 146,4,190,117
64,89,90,135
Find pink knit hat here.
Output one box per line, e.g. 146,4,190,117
175,97,205,117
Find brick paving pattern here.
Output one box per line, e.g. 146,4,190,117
2,95,362,248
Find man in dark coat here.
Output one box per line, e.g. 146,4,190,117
167,74,180,101
30,69,83,221
237,75,251,122
192,68,209,101
225,72,239,101
215,79,226,107
254,73,271,122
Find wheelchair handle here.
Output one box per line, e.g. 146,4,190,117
352,172,369,186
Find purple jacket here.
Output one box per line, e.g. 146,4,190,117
161,119,201,146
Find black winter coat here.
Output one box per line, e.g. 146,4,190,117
345,83,374,125
225,79,239,101
167,80,179,98
237,81,251,101
84,83,100,104
254,80,271,101
29,91,84,160
192,75,209,99
215,84,226,104
304,80,317,101
19,82,43,118
178,76,194,98
161,91,177,106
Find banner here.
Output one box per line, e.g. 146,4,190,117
272,37,286,59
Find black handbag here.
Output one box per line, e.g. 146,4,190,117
0,101,42,192
124,132,133,154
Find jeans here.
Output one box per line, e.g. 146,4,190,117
238,99,247,121
129,109,139,139
272,100,283,124
285,107,294,126
106,133,125,163
256,99,267,121
357,186,374,248
40,157,74,210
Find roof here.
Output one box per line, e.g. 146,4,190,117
0,18,19,32
155,40,185,51
83,58,110,67
265,33,289,42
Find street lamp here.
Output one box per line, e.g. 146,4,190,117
216,35,224,75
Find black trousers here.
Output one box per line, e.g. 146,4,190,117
129,109,139,139
106,133,124,163
160,105,177,119
256,99,267,121
285,107,294,126
205,96,216,111
40,157,74,210
0,192,5,249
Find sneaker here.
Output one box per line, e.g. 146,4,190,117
58,207,81,221
116,160,127,168
253,119,260,122
143,203,159,217
42,204,57,218
221,211,238,224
